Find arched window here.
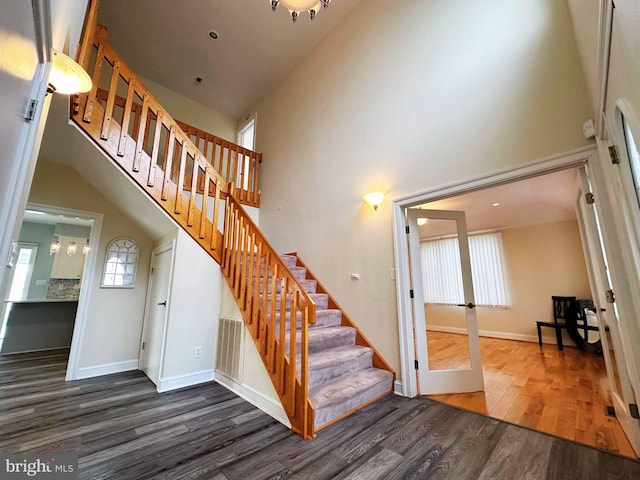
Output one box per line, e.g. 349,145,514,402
101,237,139,288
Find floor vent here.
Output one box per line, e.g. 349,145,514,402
215,317,244,383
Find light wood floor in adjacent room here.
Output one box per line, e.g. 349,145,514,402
427,331,636,458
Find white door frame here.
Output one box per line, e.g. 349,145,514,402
139,240,176,387
17,203,104,381
392,146,596,397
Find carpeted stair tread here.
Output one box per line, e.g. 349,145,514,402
286,326,356,353
274,308,342,332
266,292,329,311
299,346,373,388
310,368,394,429
280,255,298,268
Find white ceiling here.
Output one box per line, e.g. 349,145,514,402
99,0,365,119
416,168,580,238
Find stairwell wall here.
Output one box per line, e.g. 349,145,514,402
250,0,594,385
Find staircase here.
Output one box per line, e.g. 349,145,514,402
70,0,394,439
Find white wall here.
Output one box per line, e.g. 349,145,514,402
252,0,594,380
160,229,221,380
28,160,154,368
425,220,592,343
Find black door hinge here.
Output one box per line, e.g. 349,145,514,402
608,145,620,165
630,403,640,419
405,226,410,234
605,289,615,304
585,192,595,204
24,98,38,121
409,289,414,299
414,360,419,370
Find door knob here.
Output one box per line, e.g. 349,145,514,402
456,302,476,309
157,301,167,306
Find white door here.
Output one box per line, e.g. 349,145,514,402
140,243,174,385
576,167,640,454
407,208,484,395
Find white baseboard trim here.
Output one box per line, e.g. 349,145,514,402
426,325,558,345
215,374,291,428
394,380,404,396
75,359,139,380
157,369,215,393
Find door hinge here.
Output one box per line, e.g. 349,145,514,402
414,360,419,370
630,403,639,419
585,192,595,204
151,267,155,275
24,98,38,121
141,342,146,350
608,145,620,165
605,289,615,304
405,226,410,234
409,289,414,299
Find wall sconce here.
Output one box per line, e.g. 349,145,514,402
67,241,78,256
47,49,92,94
49,237,60,256
363,192,385,211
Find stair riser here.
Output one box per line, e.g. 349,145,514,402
305,350,373,389
265,293,329,312
273,309,342,331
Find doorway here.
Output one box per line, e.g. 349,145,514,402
0,203,103,381
393,149,639,456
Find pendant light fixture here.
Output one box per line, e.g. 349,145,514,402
270,0,331,23
47,49,92,94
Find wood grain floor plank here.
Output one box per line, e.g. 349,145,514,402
1,350,638,480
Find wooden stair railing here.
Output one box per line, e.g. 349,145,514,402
94,88,261,208
224,188,316,438
72,5,316,438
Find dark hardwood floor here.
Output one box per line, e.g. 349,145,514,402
1,350,639,479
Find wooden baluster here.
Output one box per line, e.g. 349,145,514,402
276,270,286,393
289,290,299,414
117,79,136,157
225,145,233,185
253,240,263,346
254,154,261,206
262,251,275,372
214,140,222,176
175,139,188,214
233,217,244,296
82,35,105,123
301,302,310,437
133,94,150,172
187,153,198,227
211,178,221,250
148,110,163,187
76,0,99,71
245,234,254,333
161,127,176,201
199,169,210,239
239,224,250,309
100,59,120,140
237,150,245,201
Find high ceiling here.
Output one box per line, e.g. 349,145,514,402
99,0,365,119
416,168,580,238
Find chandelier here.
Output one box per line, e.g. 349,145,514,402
270,0,331,23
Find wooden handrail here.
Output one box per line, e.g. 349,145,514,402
223,189,316,438
71,23,227,262
94,88,261,208
71,9,316,437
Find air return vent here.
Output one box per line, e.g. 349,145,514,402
215,317,244,382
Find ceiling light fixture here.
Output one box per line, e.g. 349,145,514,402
417,218,428,226
491,202,501,207
270,0,331,23
47,49,92,94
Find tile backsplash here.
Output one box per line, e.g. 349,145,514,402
47,278,81,300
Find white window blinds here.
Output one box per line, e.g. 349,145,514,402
420,231,511,307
